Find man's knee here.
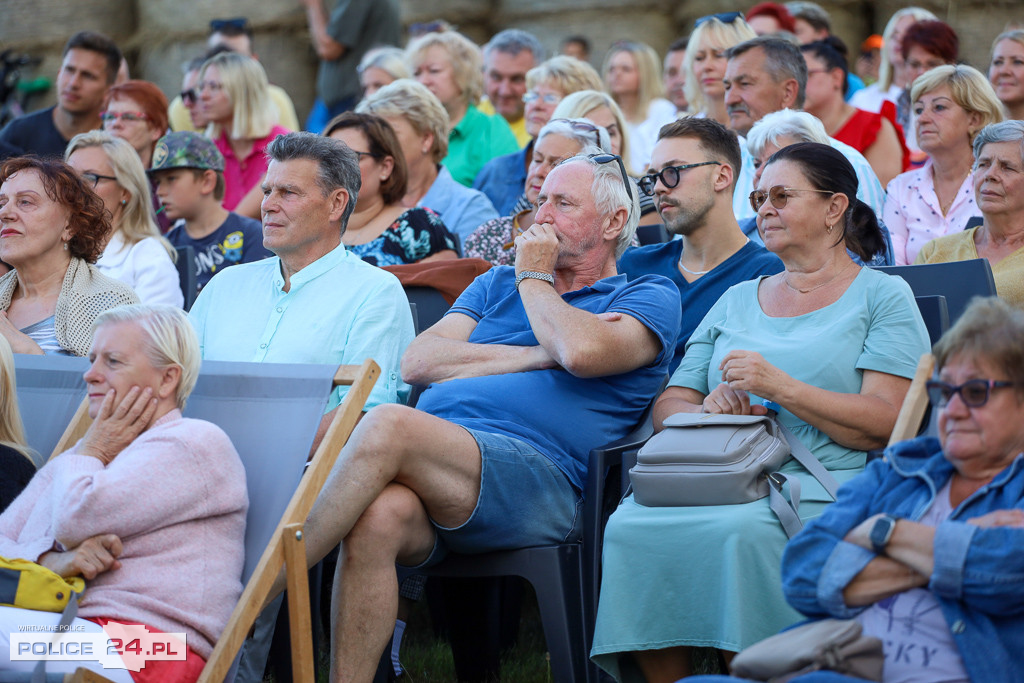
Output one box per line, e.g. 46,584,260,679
345,485,431,561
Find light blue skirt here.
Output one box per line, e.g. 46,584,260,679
590,466,864,682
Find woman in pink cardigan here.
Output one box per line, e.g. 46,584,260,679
0,305,248,683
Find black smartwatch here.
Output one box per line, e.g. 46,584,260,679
869,515,900,555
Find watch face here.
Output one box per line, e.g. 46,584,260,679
870,516,895,552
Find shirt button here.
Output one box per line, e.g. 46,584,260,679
951,620,966,634
260,343,267,349
390,372,397,380
276,307,283,313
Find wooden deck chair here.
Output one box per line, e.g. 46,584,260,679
57,358,379,683
888,353,936,447
14,354,89,467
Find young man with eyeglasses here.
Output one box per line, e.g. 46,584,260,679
619,117,782,371
277,153,680,682
0,31,122,159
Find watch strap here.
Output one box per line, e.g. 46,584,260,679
515,270,555,290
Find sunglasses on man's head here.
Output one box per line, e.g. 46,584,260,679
748,186,834,212
588,153,634,203
210,17,248,32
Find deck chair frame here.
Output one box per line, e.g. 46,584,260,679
61,359,379,683
888,353,935,447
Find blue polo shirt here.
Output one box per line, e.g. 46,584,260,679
188,242,414,410
415,266,681,489
618,239,783,372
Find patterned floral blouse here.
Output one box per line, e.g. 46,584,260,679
346,207,457,266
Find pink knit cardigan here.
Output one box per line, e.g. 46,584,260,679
0,410,248,659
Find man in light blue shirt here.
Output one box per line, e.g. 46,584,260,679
189,131,413,416
188,131,414,683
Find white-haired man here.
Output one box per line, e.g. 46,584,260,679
293,153,681,681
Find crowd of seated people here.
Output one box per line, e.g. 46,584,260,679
1,6,1024,682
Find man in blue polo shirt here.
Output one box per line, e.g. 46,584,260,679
291,153,681,679
620,117,783,371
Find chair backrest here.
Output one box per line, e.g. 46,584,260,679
175,245,198,311
404,286,452,332
14,354,89,467
182,360,337,582
914,295,950,346
872,259,997,324
636,224,670,246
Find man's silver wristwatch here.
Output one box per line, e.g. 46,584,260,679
515,271,555,289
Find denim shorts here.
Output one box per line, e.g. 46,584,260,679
412,427,583,567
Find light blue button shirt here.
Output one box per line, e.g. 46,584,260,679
189,242,414,410
733,135,887,222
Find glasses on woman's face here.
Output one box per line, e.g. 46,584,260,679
748,185,835,212
81,172,119,189
638,161,720,196
523,91,561,105
926,379,1017,408
100,111,149,124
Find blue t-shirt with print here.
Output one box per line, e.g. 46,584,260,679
167,212,272,292
414,266,681,489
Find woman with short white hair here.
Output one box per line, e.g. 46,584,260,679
0,304,247,681
406,31,519,187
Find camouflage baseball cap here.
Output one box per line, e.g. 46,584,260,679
148,131,225,173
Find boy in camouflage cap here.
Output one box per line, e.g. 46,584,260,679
151,131,271,297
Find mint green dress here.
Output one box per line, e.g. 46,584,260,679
590,268,930,682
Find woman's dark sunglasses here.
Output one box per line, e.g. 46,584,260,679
696,11,744,27
926,379,1017,408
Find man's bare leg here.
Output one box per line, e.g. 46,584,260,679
303,403,483,570
329,482,435,682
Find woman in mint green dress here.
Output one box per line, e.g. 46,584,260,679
590,143,931,683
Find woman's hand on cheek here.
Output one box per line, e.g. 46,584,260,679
79,386,158,465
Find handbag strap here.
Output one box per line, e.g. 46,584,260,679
31,590,81,683
763,402,842,539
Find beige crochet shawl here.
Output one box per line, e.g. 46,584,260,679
0,258,140,356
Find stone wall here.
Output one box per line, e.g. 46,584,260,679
0,0,1015,126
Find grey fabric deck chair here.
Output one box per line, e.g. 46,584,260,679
53,359,380,683
14,354,89,467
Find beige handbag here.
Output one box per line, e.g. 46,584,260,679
730,618,884,682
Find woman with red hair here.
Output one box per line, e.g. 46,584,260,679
102,81,170,169
744,2,796,36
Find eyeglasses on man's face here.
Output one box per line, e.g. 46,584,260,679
638,161,720,196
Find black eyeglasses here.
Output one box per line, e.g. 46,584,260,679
180,89,197,105
696,11,744,27
81,172,118,189
926,379,1017,408
210,17,248,32
588,153,634,203
638,161,720,196
749,185,835,212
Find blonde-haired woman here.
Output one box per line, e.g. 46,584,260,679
850,6,938,114
198,52,290,213
603,41,677,173
406,30,519,187
0,336,35,512
883,65,1005,265
989,29,1024,121
65,132,183,307
683,14,757,127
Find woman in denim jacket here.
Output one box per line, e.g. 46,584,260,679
775,296,1024,683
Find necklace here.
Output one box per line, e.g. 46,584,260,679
783,263,853,294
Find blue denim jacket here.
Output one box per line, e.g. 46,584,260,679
781,436,1024,682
